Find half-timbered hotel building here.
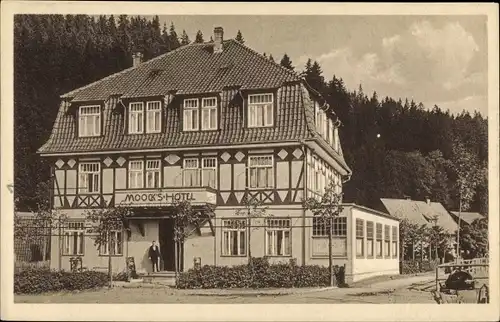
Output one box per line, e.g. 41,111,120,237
38,27,399,282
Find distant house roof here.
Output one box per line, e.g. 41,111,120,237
450,211,485,225
380,198,458,233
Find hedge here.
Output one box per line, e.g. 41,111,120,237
176,257,345,289
401,260,438,274
14,267,108,294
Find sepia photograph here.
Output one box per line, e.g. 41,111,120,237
1,1,499,321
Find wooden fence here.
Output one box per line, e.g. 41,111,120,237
435,258,489,291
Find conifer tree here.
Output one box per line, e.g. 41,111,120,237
180,30,190,45
235,30,244,44
269,54,274,62
194,30,204,43
280,53,294,70
168,22,180,50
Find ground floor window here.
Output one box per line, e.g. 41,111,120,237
265,218,291,256
367,221,374,257
384,225,391,257
99,230,123,256
222,219,246,256
392,226,398,258
376,223,383,258
312,217,347,257
63,222,85,255
355,218,364,257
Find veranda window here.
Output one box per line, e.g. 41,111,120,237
248,155,273,189
367,221,374,257
78,162,100,193
222,219,246,256
384,225,391,257
266,219,291,256
376,223,383,258
356,219,365,257
392,226,398,258
79,105,101,137
312,216,347,256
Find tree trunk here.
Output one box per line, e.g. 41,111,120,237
328,217,334,287
174,240,178,281
456,196,462,263
247,216,252,264
412,240,415,260
108,253,113,288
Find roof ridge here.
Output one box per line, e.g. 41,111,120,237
61,42,199,99
229,39,301,81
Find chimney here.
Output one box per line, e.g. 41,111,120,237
132,52,143,67
214,27,224,53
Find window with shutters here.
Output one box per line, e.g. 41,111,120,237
201,97,217,130
183,98,199,131
129,102,144,134
248,155,274,189
266,219,291,256
367,221,374,257
222,219,246,256
79,105,101,137
201,157,217,188
384,225,391,257
128,160,144,189
392,226,398,258
376,223,383,258
146,159,161,188
248,93,273,127
356,219,365,257
146,101,162,133
63,222,85,255
99,230,123,256
78,162,100,193
183,158,200,187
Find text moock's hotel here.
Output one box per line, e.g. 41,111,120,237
38,27,399,283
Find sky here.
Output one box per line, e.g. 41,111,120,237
155,15,488,116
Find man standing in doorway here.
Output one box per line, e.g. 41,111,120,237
148,240,160,272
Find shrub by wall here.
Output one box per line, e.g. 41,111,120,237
176,257,345,289
401,260,438,274
14,267,108,294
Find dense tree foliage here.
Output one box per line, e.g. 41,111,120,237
14,15,488,218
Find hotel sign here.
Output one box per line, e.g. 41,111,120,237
115,188,216,207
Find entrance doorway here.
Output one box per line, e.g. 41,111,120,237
158,219,183,271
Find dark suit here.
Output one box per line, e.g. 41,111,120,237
148,245,160,272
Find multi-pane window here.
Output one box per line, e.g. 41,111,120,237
266,219,291,256
78,163,100,193
183,99,199,131
392,226,398,258
146,160,161,188
384,225,391,257
202,158,217,188
128,160,144,189
99,230,123,256
63,222,85,255
183,158,200,187
367,221,374,257
248,93,273,127
79,105,101,137
146,101,162,133
328,119,334,144
356,219,365,257
201,97,217,130
248,155,273,189
312,217,347,237
376,223,383,257
129,102,144,134
222,219,246,256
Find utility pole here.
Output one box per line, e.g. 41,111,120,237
456,190,462,263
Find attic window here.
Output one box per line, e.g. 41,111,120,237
248,93,273,128
183,99,199,131
79,105,101,137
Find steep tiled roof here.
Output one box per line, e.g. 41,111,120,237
450,211,485,225
62,40,299,101
380,198,458,233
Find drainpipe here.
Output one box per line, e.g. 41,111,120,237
300,140,307,266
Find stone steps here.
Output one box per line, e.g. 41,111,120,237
140,271,177,286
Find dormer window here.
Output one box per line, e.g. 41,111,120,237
183,98,199,131
201,97,218,130
79,105,101,137
146,101,162,133
129,102,144,134
248,93,273,128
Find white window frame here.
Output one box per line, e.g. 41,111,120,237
265,218,292,256
356,218,365,257
145,159,161,188
99,230,123,256
367,221,374,257
248,93,274,128
128,160,144,189
129,102,144,134
376,223,383,258
183,158,200,187
392,226,398,259
201,157,217,189
78,162,100,194
222,219,246,256
78,105,101,137
146,101,162,133
201,97,218,130
63,222,85,256
384,225,391,258
312,217,347,237
183,98,199,131
248,155,274,189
